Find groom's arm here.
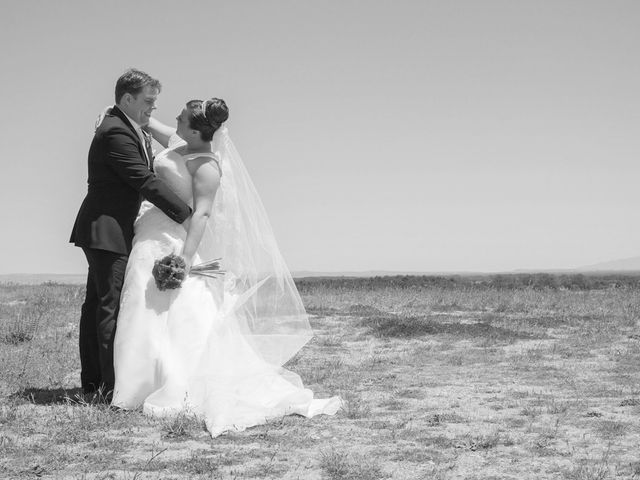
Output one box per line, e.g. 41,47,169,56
105,127,191,224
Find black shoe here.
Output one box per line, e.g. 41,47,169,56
95,386,113,404
82,382,101,395
79,387,112,405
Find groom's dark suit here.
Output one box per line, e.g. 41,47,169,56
70,105,191,395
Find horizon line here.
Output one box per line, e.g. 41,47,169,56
4,268,640,279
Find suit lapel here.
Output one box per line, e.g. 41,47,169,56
111,106,138,137
111,106,150,168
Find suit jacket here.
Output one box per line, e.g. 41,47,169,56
70,106,191,255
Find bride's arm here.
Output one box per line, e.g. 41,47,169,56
181,158,221,267
146,117,177,148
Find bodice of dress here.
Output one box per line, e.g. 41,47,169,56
153,143,221,209
153,147,194,207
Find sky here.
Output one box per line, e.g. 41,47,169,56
1,0,639,274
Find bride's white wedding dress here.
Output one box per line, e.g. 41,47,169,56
111,132,340,436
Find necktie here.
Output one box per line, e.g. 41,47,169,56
141,130,154,171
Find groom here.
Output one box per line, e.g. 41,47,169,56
70,69,191,399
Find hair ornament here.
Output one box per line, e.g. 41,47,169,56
201,99,211,120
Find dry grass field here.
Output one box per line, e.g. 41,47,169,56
1,276,640,479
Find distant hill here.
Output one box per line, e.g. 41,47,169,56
291,270,449,278
577,256,640,272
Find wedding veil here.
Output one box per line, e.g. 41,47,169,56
196,127,313,367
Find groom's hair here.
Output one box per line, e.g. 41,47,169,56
115,69,162,104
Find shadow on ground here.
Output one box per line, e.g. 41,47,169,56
359,315,542,341
10,387,84,405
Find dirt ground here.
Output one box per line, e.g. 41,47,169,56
1,280,640,479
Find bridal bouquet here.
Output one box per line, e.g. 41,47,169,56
152,254,225,291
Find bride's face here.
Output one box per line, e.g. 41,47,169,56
175,108,191,140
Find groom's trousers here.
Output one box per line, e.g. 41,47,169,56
79,248,128,395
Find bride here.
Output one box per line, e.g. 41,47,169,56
111,98,340,436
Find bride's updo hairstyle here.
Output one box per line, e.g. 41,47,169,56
186,98,229,142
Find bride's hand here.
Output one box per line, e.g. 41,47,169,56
95,105,113,131
184,258,193,273
179,252,193,273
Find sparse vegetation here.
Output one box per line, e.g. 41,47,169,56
319,448,388,480
1,275,640,478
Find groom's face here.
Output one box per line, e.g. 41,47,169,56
124,85,159,126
